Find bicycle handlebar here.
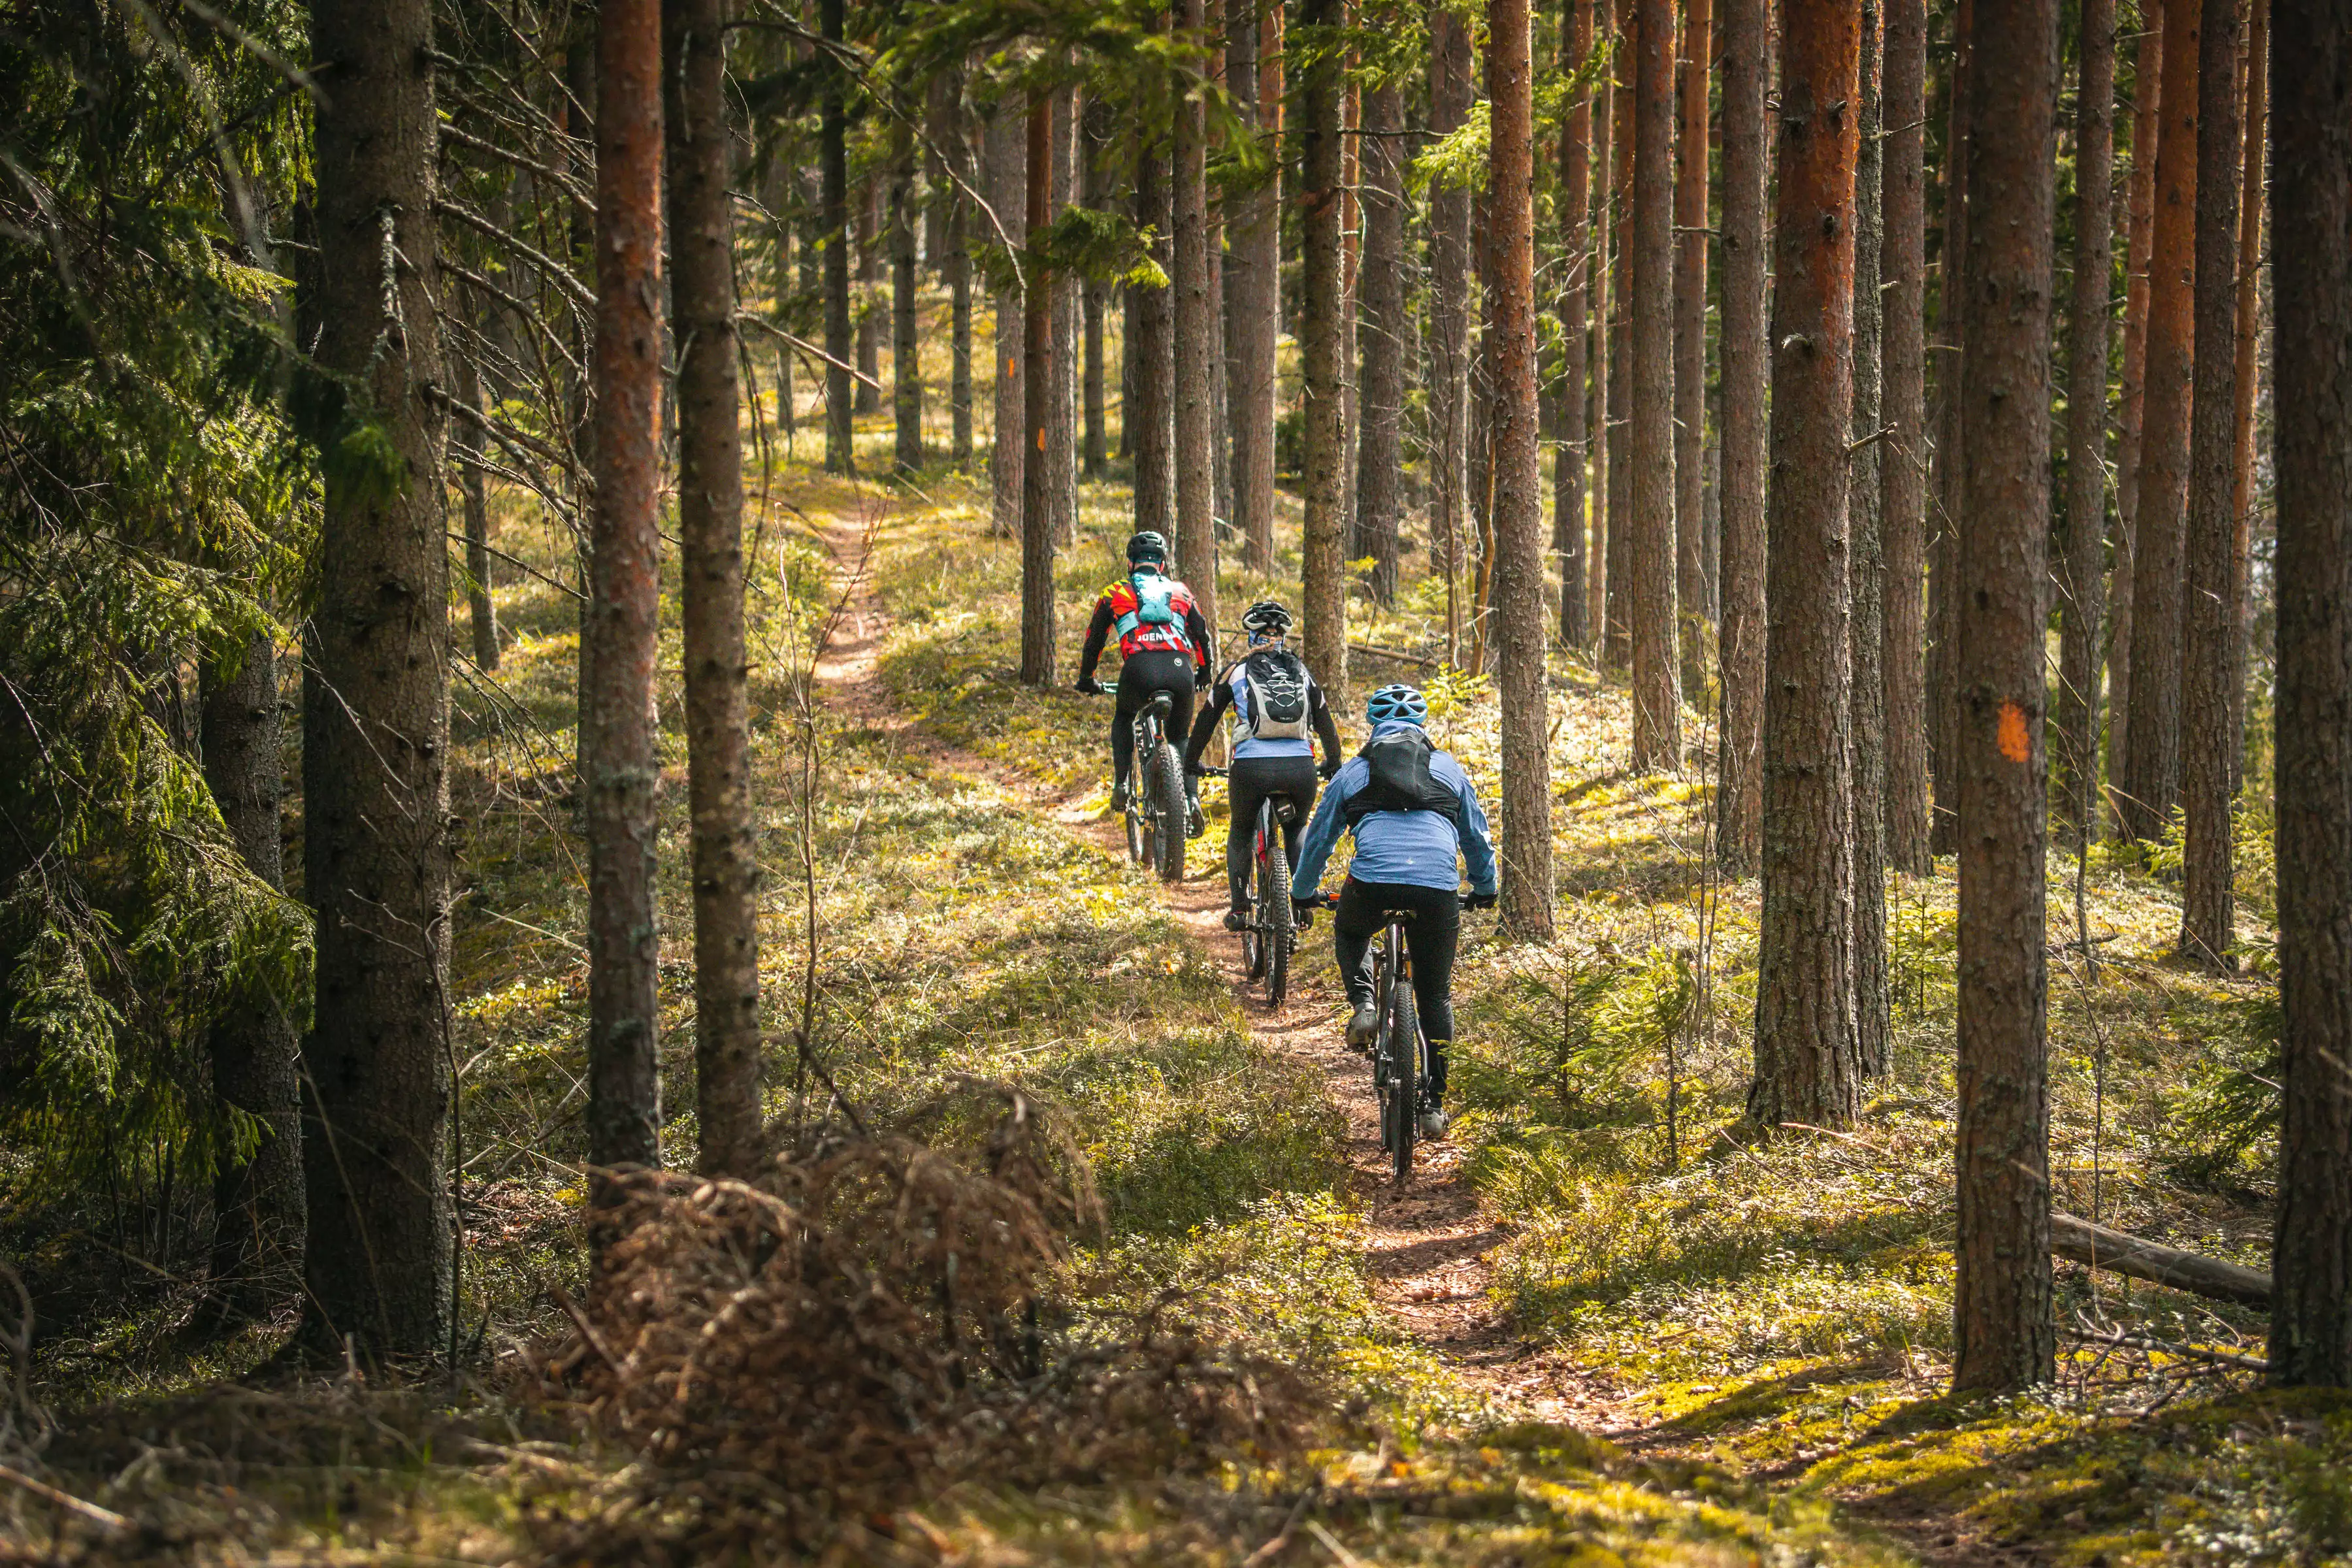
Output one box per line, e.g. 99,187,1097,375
1292,889,1486,911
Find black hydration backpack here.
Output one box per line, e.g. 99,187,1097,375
1239,648,1312,740
1342,727,1463,828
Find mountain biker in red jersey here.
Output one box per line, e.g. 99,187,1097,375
1073,531,1213,834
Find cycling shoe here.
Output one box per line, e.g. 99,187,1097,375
1416,1105,1450,1141
1222,907,1250,933
1110,779,1132,812
1187,799,1206,838
1345,1005,1379,1050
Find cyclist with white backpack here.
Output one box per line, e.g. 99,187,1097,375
1075,531,1214,833
1181,601,1343,932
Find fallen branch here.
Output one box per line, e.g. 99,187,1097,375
2060,1324,2271,1373
0,1463,130,1533
2050,1212,2272,1308
1346,640,1442,668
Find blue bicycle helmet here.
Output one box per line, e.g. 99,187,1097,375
1126,530,1170,566
1365,683,1427,727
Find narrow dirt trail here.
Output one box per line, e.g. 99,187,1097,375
807,508,1622,1434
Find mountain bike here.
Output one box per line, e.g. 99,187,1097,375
1317,889,1475,1183
1098,681,1185,883
1197,766,1303,1007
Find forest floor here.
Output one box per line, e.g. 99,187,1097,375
11,422,2352,1565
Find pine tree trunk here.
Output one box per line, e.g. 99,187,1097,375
302,0,452,1358
2267,0,2352,1388
1133,129,1176,541
2228,0,2268,794
1490,0,1557,938
1716,0,1768,873
1880,0,1931,875
2120,0,2201,842
857,177,882,413
1174,3,1220,640
1629,0,1683,770
989,103,1026,532
1924,0,1974,857
2111,5,2166,810
1850,1,1890,1080
1051,86,1079,549
2180,0,2246,966
1022,96,1059,685
1605,33,1635,670
1229,0,1281,568
1750,0,1861,1133
1358,75,1407,606
1085,278,1107,478
666,0,762,1181
1556,0,1595,646
2057,0,2117,848
1428,3,1475,664
587,0,666,1239
1301,0,1348,703
821,0,853,474
1339,57,1362,563
452,336,500,670
1588,0,1617,655
892,129,923,474
201,634,303,1324
1950,0,2059,1395
947,74,975,469
1674,0,1712,697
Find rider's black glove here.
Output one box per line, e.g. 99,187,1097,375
1464,890,1498,911
1318,757,1340,781
1292,894,1321,930
1075,674,1102,695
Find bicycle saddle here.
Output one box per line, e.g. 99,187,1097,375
1145,690,1173,717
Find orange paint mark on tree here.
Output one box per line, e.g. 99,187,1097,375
1998,700,2031,762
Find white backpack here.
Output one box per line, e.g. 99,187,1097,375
1239,649,1312,741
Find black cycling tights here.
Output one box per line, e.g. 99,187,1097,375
1333,878,1460,1094
1111,650,1196,787
1224,754,1321,909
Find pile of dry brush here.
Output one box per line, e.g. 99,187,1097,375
529,1081,1318,1563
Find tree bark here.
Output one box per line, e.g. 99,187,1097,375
1490,0,1556,938
2057,0,2117,849
821,0,853,474
1339,51,1362,566
2180,0,2244,966
2110,5,2166,812
1051,86,1079,549
1228,0,1281,568
1924,0,1973,858
1605,26,1635,670
1358,74,1407,606
2227,0,2268,796
1850,0,1889,1079
2119,0,2201,843
1174,7,1220,640
1630,0,1682,770
856,177,881,412
947,74,974,469
2051,1213,2272,1306
1428,3,1475,664
1716,0,1767,872
1556,0,1596,645
1951,0,2059,1396
1750,0,1861,1132
451,336,499,671
1880,0,1930,875
202,634,303,1323
1133,127,1176,541
301,0,452,1359
1674,0,1712,696
892,128,923,474
2267,0,2352,1388
1083,100,1109,480
989,102,1027,533
1021,96,1059,685
1587,0,1616,654
666,0,762,1181
1301,0,1348,702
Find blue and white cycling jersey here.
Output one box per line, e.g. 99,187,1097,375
1294,721,1499,896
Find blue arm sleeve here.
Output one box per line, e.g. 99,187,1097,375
1455,773,1499,896
1293,765,1356,896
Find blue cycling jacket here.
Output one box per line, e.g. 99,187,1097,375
1294,721,1499,897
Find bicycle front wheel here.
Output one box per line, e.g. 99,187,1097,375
1151,735,1186,883
1384,976,1419,1183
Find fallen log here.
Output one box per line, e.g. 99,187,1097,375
2050,1212,2272,1308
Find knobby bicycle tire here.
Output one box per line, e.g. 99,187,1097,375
1263,816,1292,1007
1151,733,1186,883
1385,949,1419,1183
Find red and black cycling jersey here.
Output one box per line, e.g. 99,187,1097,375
1077,572,1213,681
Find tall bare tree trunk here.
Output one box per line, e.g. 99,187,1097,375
857,177,881,412
1605,29,1635,670
2120,0,2201,842
586,0,666,1237
892,127,923,474
1630,0,1683,770
1133,126,1176,541
1950,0,2059,1396
1339,48,1363,563
2180,0,2245,965
1880,0,1930,874
1021,97,1059,685
667,0,762,1180
1491,0,1557,937
1924,0,1974,857
1228,0,1281,568
1175,4,1220,640
1586,0,1616,652
1557,0,1596,645
1051,86,1079,549
302,0,452,1358
946,76,975,469
1674,0,1712,696
989,103,1026,532
2110,5,2166,808
452,336,500,671
2057,0,2117,847
2267,0,2352,1388
2228,0,2268,794
1358,73,1407,604
1750,0,1861,1132
1083,102,1109,479
821,0,853,474
1716,0,1768,872
1850,0,1890,1079
1301,0,1348,703
1429,3,1475,665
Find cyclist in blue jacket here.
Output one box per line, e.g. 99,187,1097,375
1292,684,1497,1139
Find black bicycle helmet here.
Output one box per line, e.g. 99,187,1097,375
1240,600,1294,637
1126,530,1170,566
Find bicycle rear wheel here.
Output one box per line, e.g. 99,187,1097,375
1151,734,1186,883
1262,825,1292,1007
1384,966,1419,1183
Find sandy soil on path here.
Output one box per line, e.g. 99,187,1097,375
804,506,1627,1435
